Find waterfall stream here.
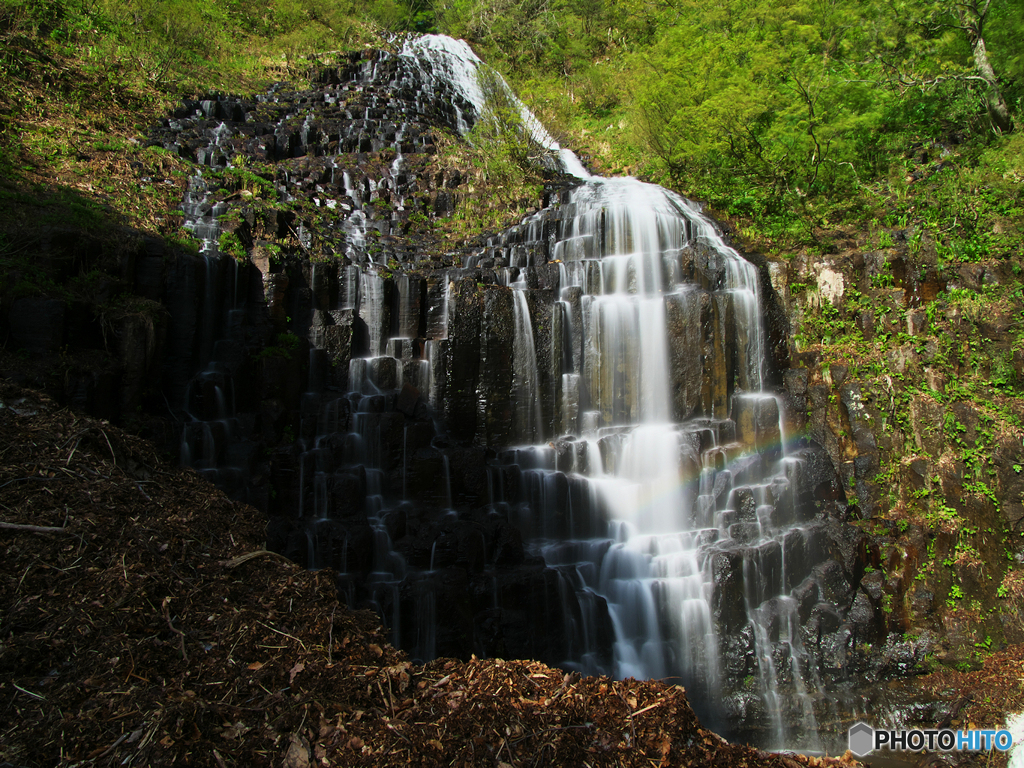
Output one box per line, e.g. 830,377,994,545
165,34,870,753
406,36,825,747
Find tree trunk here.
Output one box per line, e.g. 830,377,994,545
972,36,1013,133
959,2,1013,134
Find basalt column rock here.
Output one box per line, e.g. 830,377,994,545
477,286,515,447
114,308,169,415
444,277,483,443
733,394,782,466
526,288,557,441
8,297,66,355
703,291,734,418
138,36,875,753
666,289,704,420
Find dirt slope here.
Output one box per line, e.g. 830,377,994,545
0,378,858,767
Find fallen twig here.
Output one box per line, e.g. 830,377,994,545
256,620,308,652
0,521,69,534
97,732,129,759
12,682,45,700
328,602,337,663
98,427,118,467
630,700,664,718
65,437,81,465
220,549,296,568
0,476,53,491
161,596,189,662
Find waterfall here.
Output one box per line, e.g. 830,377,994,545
401,35,591,178
160,34,855,752
441,48,829,746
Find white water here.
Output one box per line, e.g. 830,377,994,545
224,33,836,749
491,170,770,726
511,286,543,442
401,35,591,179
397,34,824,747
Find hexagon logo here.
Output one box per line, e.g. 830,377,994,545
849,722,874,756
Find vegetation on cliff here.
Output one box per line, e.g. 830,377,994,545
418,0,1024,662
0,0,385,235
435,0,1024,258
3,0,1021,246
6,0,1019,265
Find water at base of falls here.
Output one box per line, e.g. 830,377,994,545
171,33,865,754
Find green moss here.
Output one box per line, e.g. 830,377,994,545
223,167,275,197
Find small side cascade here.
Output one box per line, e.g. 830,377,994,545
177,168,255,498
511,283,543,444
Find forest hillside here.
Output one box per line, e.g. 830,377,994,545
2,1,1024,764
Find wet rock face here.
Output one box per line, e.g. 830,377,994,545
0,35,893,753
135,41,631,678
665,290,706,420
773,239,1024,668
0,231,176,425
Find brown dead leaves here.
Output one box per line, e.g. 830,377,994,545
0,381,864,768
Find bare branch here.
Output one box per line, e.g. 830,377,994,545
898,73,989,89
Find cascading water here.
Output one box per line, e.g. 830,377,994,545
485,173,831,745
511,285,542,443
408,37,832,747
157,33,875,754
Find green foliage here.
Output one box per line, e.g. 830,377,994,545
420,0,1023,259
870,262,895,289
441,0,616,76
0,0,409,174
633,3,884,220
218,230,246,261
947,582,965,608
166,228,202,255
223,167,275,196
2,0,1020,268
793,293,857,350
469,67,550,181
255,331,301,361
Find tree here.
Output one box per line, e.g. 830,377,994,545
877,0,1017,134
632,0,883,217
948,0,1012,132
